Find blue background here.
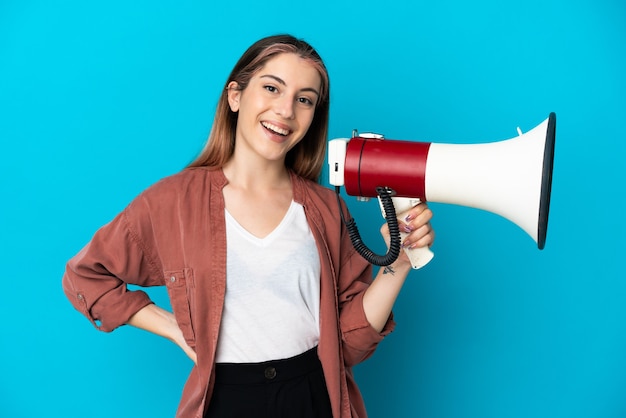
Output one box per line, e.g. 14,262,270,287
1,1,625,417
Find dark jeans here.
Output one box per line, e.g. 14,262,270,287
205,347,333,418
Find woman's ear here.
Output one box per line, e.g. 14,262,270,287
227,81,241,112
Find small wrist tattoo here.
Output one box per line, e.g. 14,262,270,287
383,265,396,275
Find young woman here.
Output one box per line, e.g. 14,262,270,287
63,34,434,418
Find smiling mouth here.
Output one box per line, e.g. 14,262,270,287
261,121,291,136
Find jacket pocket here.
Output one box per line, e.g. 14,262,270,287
164,268,196,349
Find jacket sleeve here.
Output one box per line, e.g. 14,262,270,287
335,205,396,367
62,196,163,332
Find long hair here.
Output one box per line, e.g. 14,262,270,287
188,34,330,182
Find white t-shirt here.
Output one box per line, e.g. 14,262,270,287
215,201,321,363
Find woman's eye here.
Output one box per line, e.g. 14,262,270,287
298,97,314,106
264,85,278,93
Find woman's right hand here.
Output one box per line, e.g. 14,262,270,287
127,304,197,364
170,323,198,364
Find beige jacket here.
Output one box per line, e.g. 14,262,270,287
63,167,395,418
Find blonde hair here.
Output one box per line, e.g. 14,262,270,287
188,34,330,182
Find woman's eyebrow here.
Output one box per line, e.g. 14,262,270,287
260,74,320,97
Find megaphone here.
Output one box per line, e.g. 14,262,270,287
328,112,556,269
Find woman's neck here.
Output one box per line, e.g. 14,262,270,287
221,156,294,239
222,157,291,192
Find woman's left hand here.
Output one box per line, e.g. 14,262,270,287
397,202,434,250
380,202,435,267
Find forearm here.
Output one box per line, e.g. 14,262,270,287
363,201,434,332
127,303,178,340
362,260,412,332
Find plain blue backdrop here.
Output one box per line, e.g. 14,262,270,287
1,1,625,417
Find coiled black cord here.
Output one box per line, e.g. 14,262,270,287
335,186,402,266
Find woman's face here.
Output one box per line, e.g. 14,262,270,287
227,53,322,164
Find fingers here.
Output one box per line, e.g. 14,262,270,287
399,204,435,249
379,203,436,249
404,223,435,249
401,202,432,226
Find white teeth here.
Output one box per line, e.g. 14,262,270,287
262,122,289,136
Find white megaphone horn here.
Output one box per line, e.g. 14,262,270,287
328,112,556,269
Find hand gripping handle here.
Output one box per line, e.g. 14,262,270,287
379,197,434,269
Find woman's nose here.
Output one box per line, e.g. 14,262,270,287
274,95,295,119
